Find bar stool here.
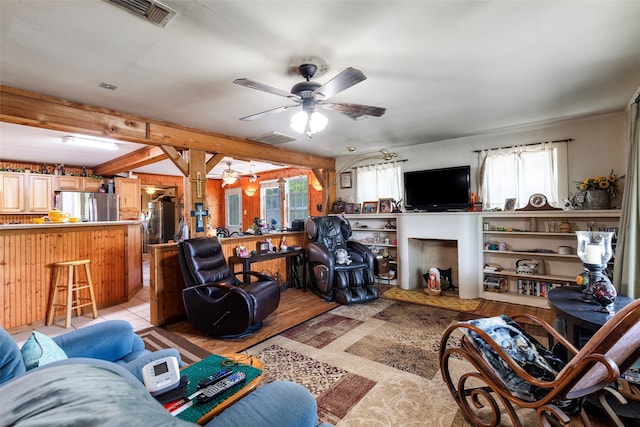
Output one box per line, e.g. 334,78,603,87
46,259,98,328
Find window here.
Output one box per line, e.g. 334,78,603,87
355,162,403,202
260,176,309,229
480,143,567,209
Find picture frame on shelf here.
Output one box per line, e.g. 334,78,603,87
344,203,354,214
340,171,352,189
504,198,516,211
352,203,362,214
331,199,346,213
379,198,394,214
362,201,379,214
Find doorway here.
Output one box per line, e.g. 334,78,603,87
225,188,242,234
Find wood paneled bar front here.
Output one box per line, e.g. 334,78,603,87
0,221,142,331
149,232,306,326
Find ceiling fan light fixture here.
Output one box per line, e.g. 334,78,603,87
290,111,328,137
221,161,240,187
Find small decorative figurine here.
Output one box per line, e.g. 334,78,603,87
336,248,352,265
424,267,441,296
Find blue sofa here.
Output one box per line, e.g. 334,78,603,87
0,321,331,427
0,319,181,385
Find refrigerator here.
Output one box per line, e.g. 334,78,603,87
147,199,176,244
57,192,119,222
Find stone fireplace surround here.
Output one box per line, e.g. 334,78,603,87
397,212,480,299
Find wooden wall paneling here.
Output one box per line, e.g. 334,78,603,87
0,223,138,330
149,243,186,326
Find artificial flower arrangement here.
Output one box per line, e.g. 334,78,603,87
577,170,623,197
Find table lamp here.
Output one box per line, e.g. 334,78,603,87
575,231,614,305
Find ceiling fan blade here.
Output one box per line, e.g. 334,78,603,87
233,78,300,100
320,101,386,119
312,67,366,99
239,104,299,121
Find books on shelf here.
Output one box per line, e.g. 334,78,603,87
515,280,562,298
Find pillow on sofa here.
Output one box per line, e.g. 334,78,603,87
21,331,68,370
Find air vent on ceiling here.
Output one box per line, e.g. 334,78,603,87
250,132,299,145
106,0,177,27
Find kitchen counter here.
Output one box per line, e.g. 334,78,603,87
0,221,143,331
0,220,141,230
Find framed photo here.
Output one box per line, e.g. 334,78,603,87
362,201,379,214
379,198,394,214
344,203,354,214
352,203,362,214
504,198,516,211
331,199,346,213
340,171,353,189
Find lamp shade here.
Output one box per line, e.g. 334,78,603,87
575,231,614,265
290,111,327,135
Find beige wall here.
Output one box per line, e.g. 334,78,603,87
337,111,628,208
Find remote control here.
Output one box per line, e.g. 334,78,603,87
197,368,234,389
197,372,247,403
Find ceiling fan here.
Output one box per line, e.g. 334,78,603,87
216,161,260,187
233,63,386,136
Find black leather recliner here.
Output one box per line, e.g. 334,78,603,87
177,237,280,338
305,216,378,304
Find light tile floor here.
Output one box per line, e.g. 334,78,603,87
11,255,153,346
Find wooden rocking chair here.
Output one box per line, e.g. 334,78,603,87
439,297,640,426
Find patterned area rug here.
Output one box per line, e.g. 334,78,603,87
248,299,477,426
137,326,211,365
382,286,482,312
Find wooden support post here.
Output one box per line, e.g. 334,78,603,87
185,149,208,238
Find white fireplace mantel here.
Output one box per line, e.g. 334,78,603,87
397,212,481,299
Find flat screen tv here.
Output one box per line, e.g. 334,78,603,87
404,165,471,211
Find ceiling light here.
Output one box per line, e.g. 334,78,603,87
221,161,239,187
145,188,156,195
61,136,119,150
290,111,328,137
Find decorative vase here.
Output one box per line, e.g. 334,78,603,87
585,189,610,210
591,279,617,313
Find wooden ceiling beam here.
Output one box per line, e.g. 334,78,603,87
159,145,189,176
94,145,167,176
0,85,335,172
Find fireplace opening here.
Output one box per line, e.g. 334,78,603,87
408,238,459,292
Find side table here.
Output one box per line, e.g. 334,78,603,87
548,286,639,425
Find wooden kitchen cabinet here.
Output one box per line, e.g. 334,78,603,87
55,175,83,191
0,171,24,213
26,174,53,212
54,176,104,192
115,177,140,220
83,178,103,192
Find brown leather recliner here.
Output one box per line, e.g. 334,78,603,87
305,216,378,304
177,237,280,338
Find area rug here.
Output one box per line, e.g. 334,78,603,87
382,286,482,312
137,326,211,365
247,299,479,426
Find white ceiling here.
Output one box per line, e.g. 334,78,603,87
1,0,639,176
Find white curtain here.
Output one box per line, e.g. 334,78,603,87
356,161,403,202
614,101,639,298
482,143,558,209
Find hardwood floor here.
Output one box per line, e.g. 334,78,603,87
164,287,339,354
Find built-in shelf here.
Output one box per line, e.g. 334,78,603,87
479,210,621,308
